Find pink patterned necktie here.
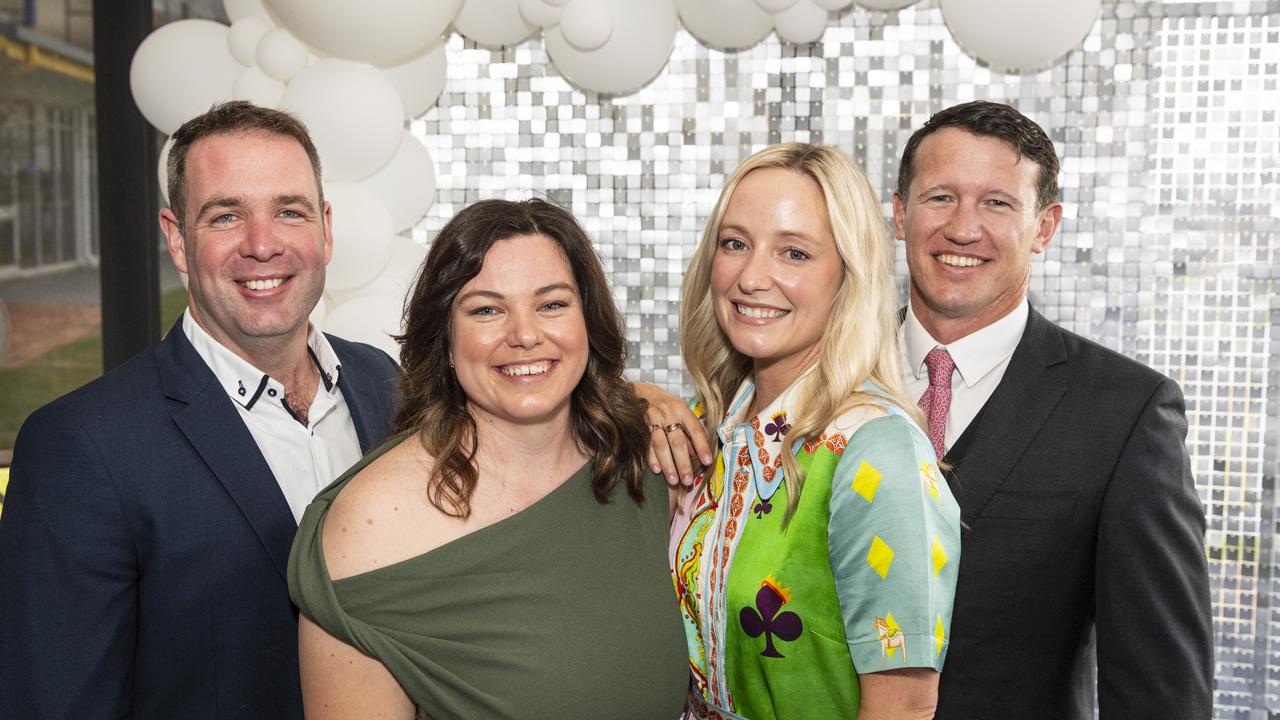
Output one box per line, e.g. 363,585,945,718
918,347,955,461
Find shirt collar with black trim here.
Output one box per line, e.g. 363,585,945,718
181,309,342,411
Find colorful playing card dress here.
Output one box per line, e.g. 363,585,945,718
669,375,962,719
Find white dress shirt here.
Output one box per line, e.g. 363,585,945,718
899,298,1029,454
183,310,363,523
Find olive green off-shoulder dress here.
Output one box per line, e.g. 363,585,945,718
287,437,688,720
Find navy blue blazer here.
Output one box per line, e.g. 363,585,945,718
0,320,398,719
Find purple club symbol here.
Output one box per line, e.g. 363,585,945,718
764,412,790,442
753,499,773,518
739,578,803,658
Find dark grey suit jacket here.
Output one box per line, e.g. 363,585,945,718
934,308,1212,720
0,319,399,719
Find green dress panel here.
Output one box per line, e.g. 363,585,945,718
288,437,688,720
670,377,962,719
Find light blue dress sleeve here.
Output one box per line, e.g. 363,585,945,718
827,413,962,673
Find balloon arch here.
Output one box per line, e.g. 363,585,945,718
130,0,1101,354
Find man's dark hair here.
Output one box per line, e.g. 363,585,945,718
897,101,1060,210
166,101,323,230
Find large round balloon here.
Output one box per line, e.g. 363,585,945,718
559,0,613,52
256,27,310,82
370,235,428,303
323,181,396,291
364,132,437,233
454,0,538,48
774,0,829,44
812,0,854,9
856,0,916,9
323,293,403,358
224,0,275,24
130,20,242,134
382,41,448,120
544,0,677,95
519,0,562,27
755,0,798,12
941,0,1100,72
233,66,286,108
228,17,270,66
677,0,773,51
265,0,463,67
281,59,404,182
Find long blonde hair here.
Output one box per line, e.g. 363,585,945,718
680,143,923,522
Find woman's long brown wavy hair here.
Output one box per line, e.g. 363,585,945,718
394,198,650,518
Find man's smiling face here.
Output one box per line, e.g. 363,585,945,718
893,127,1061,343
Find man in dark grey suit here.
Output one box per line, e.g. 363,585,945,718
893,101,1212,719
0,102,398,718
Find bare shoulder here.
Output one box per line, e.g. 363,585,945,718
322,438,437,582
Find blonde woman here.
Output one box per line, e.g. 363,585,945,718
642,144,961,718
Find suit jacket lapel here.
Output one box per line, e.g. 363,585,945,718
946,309,1070,528
156,322,297,582
329,337,394,453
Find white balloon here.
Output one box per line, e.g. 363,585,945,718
560,0,613,51
774,0,828,44
857,0,915,8
130,20,241,134
323,181,396,292
224,0,275,24
228,17,270,66
158,136,174,206
281,59,405,182
364,132,437,233
370,235,428,302
519,0,561,28
544,0,571,5
454,0,538,47
755,0,798,12
382,41,448,120
677,0,772,51
265,0,463,67
233,66,285,107
941,0,1100,72
812,0,855,9
323,294,403,357
544,0,677,95
256,27,310,82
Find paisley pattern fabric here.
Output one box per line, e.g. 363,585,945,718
670,376,962,719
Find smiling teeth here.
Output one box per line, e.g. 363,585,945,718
243,278,284,291
501,362,551,377
938,254,984,268
736,304,787,319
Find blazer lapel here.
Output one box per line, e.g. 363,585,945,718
330,337,394,453
156,322,297,582
946,309,1070,528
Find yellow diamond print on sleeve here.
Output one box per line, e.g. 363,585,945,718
920,459,940,502
867,535,895,579
934,614,945,658
852,460,882,503
931,535,948,576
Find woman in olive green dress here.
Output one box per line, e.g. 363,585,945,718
287,198,687,719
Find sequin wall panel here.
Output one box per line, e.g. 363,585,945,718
412,1,1280,715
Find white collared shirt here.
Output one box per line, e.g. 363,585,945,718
898,298,1029,454
182,310,363,523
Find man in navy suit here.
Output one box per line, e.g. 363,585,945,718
892,101,1212,719
0,102,398,719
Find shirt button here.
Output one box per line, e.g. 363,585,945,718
268,389,277,397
